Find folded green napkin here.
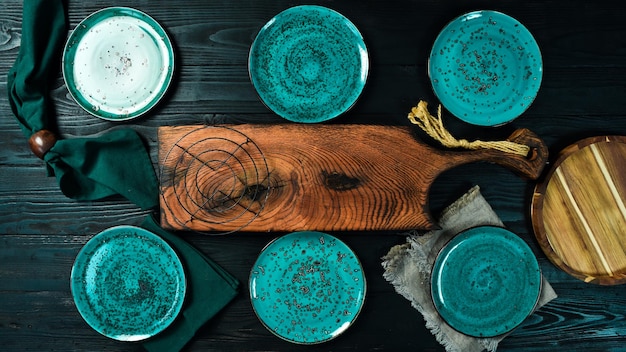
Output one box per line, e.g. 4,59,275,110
141,215,240,352
7,0,158,209
7,1,241,351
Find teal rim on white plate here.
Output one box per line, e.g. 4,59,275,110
70,225,186,341
248,5,369,123
431,226,541,337
62,7,174,121
428,10,542,126
249,231,366,344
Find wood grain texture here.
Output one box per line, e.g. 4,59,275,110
532,136,626,285
159,125,546,232
3,0,626,351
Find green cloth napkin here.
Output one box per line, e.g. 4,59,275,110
141,215,240,352
7,1,241,351
7,0,158,209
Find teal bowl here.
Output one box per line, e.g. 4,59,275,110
428,10,542,126
431,226,541,337
249,231,366,344
248,5,369,123
70,226,186,341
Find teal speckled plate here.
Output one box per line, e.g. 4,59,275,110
248,5,369,123
70,226,186,341
249,231,366,344
431,226,541,337
62,7,174,121
428,10,542,126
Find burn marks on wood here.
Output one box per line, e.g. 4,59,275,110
322,171,361,191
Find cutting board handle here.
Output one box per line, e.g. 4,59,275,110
159,124,549,232
457,128,549,179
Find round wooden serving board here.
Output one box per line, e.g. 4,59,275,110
532,136,626,285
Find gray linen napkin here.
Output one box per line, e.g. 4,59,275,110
382,185,557,352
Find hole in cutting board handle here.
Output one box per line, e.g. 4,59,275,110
504,128,549,179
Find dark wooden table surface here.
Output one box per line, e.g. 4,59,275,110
3,0,626,351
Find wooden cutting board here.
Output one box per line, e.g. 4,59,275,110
532,136,626,285
158,124,547,233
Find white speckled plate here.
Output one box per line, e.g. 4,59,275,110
62,7,174,121
70,225,186,341
249,231,366,344
428,10,542,126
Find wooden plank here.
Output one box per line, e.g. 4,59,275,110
158,124,547,232
4,0,626,350
3,234,626,351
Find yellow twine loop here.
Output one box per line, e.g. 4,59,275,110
407,100,530,157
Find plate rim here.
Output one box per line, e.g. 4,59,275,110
430,225,542,337
70,225,187,341
428,9,543,126
62,6,175,121
248,230,367,344
248,4,369,123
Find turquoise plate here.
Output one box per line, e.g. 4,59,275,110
249,231,366,344
428,10,542,126
431,226,541,337
62,7,174,121
70,226,186,341
248,5,369,123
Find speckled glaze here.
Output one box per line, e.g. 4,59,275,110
70,226,186,341
248,5,369,123
428,10,542,126
431,226,541,337
62,7,174,121
249,231,366,344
